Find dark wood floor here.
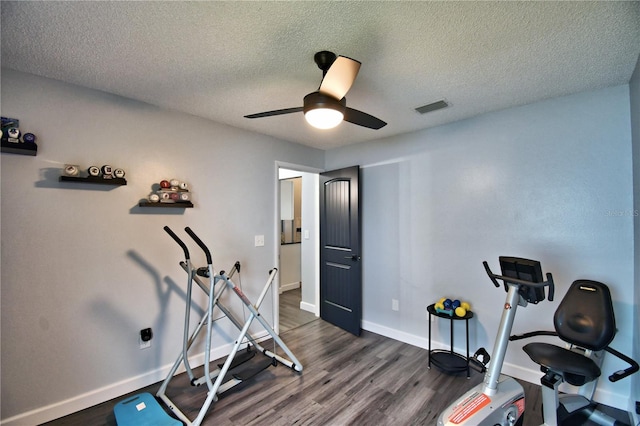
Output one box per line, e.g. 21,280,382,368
42,302,632,426
279,288,317,333
44,318,551,426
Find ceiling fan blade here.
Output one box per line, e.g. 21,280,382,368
343,107,387,130
319,56,361,100
244,106,303,119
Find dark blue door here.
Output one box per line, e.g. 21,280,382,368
320,166,361,336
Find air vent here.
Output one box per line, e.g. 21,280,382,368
415,100,449,114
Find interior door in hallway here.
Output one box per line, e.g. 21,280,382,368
319,166,362,336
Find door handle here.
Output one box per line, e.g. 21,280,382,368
344,255,361,261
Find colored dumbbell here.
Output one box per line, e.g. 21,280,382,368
455,302,472,317
436,307,454,316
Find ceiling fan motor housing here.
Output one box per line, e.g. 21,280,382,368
303,91,346,115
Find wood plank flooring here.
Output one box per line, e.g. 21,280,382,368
278,288,317,333
44,319,551,426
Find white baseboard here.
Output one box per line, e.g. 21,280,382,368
361,320,632,413
362,319,430,350
279,281,300,293
1,332,269,426
299,300,316,314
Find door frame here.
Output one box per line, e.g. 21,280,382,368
273,161,323,333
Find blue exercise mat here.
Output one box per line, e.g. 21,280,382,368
114,392,182,426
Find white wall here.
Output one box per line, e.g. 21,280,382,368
0,69,324,424
300,171,319,313
629,54,640,415
326,85,636,410
277,169,320,314
279,243,301,291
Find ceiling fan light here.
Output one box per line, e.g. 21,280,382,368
303,92,346,130
304,108,344,129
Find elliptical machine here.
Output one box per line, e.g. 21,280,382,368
438,256,555,426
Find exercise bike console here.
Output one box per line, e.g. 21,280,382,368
483,259,555,304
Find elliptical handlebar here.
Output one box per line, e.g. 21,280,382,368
483,261,555,302
164,226,190,260
185,227,212,265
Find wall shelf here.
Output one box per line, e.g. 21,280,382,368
59,176,127,185
138,201,193,208
1,142,37,156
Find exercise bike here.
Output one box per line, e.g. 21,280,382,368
438,256,555,426
511,278,638,426
438,257,639,426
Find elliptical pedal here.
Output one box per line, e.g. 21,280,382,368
232,357,274,381
217,346,256,370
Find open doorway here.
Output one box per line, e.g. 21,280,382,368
277,166,320,333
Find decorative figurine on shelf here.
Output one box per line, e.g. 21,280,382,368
22,133,37,144
1,117,38,154
7,127,20,143
101,165,114,179
64,164,80,176
79,165,126,179
147,179,192,204
88,166,101,177
60,164,126,180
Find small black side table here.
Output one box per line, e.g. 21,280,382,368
427,303,474,378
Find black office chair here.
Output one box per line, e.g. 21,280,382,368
512,280,638,426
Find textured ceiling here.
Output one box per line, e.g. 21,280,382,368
2,1,639,150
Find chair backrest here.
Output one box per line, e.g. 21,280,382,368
554,280,616,351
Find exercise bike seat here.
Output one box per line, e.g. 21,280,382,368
523,343,601,386
522,280,616,386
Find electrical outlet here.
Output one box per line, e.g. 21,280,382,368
254,235,265,247
392,299,399,311
139,328,152,349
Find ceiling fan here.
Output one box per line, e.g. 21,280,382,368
244,51,387,130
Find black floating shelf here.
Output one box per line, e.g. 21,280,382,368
59,176,127,186
1,142,37,156
138,201,194,208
